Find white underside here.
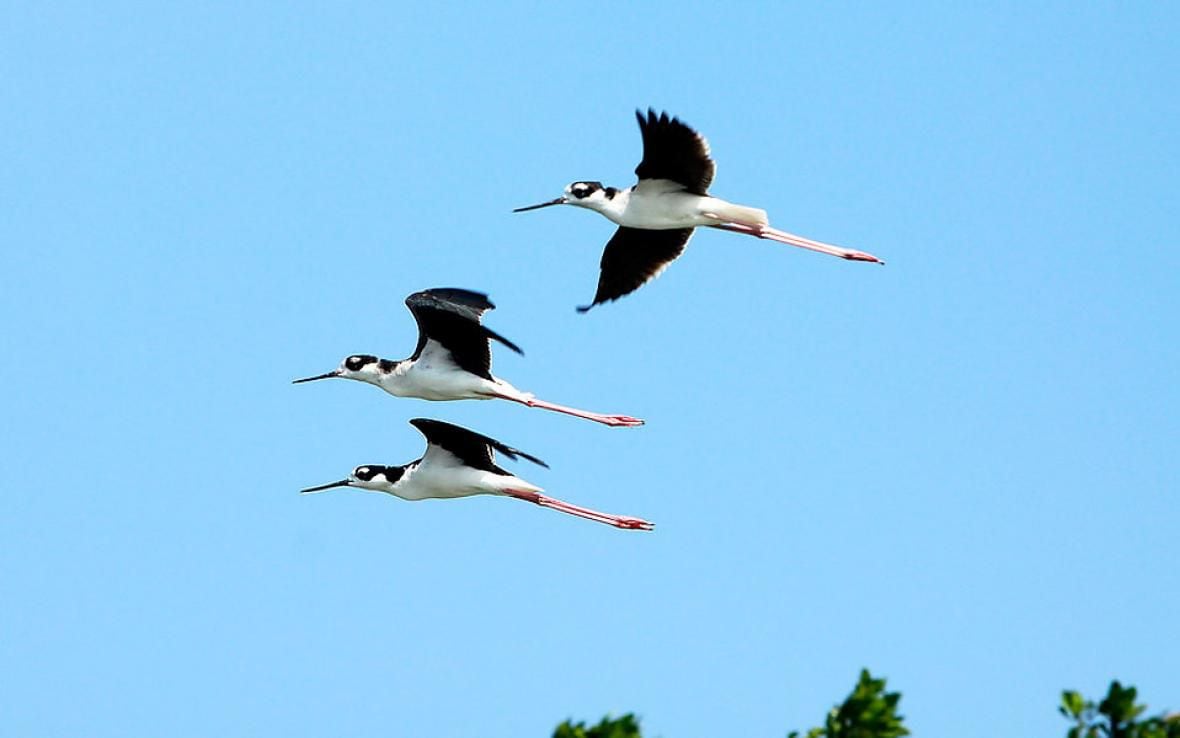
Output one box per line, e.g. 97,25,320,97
374,341,529,401
603,180,769,229
383,449,543,501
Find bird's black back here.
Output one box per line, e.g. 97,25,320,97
405,288,522,380
633,109,715,196
410,418,548,475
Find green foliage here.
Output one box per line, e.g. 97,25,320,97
788,669,909,738
553,713,643,738
552,674,1179,738
1060,681,1180,738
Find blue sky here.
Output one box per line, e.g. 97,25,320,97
2,3,1177,736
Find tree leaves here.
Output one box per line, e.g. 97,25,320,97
552,674,1179,738
787,669,909,738
553,714,643,738
1059,681,1180,738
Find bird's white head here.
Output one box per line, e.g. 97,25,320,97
563,181,622,214
349,464,405,492
292,354,393,388
300,464,406,496
513,181,624,218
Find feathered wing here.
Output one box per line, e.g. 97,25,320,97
578,227,695,312
633,109,715,195
405,288,522,379
410,418,548,476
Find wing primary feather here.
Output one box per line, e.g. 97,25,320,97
405,288,496,317
403,287,522,375
492,442,549,468
409,418,549,471
633,108,715,195
579,226,694,312
483,325,523,355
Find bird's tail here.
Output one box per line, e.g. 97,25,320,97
489,380,533,404
494,475,544,496
704,199,769,226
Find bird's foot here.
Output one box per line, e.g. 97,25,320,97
844,250,885,264
597,414,646,428
612,516,655,531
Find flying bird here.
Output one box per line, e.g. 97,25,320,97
301,418,654,531
514,109,884,311
293,288,643,427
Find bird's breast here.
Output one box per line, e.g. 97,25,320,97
618,189,716,229
379,358,491,401
397,461,502,500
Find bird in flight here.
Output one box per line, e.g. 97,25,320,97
293,288,643,427
515,109,884,312
301,418,654,531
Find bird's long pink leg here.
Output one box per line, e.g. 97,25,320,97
504,489,655,531
495,394,644,428
707,220,884,264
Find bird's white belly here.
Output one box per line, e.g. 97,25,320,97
618,191,715,229
395,458,525,501
611,181,768,229
380,357,495,401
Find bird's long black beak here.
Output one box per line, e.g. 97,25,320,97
512,196,566,213
300,479,352,495
292,370,341,384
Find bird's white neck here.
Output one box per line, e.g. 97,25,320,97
572,186,631,225
349,356,499,401
371,360,418,397
342,359,414,396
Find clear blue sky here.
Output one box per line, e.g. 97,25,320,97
3,3,1177,737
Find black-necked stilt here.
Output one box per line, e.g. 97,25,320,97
293,288,643,427
301,418,654,531
515,109,884,312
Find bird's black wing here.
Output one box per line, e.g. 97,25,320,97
410,418,548,475
577,226,694,313
405,288,522,380
408,288,496,321
633,109,715,196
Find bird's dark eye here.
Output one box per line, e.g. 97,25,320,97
569,181,601,199
345,355,373,371
354,466,375,481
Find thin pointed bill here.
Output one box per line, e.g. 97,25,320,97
512,196,566,213
300,479,352,495
292,370,341,384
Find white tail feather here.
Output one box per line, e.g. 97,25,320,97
703,199,769,226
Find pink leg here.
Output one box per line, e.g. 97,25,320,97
497,394,644,428
707,221,884,264
504,489,655,531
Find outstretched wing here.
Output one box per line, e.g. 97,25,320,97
405,288,522,380
410,418,548,475
633,109,715,196
578,226,694,312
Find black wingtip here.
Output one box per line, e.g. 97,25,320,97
495,441,548,469
494,442,548,468
576,303,593,314
485,326,524,355
406,287,496,313
636,107,659,129
516,449,549,468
